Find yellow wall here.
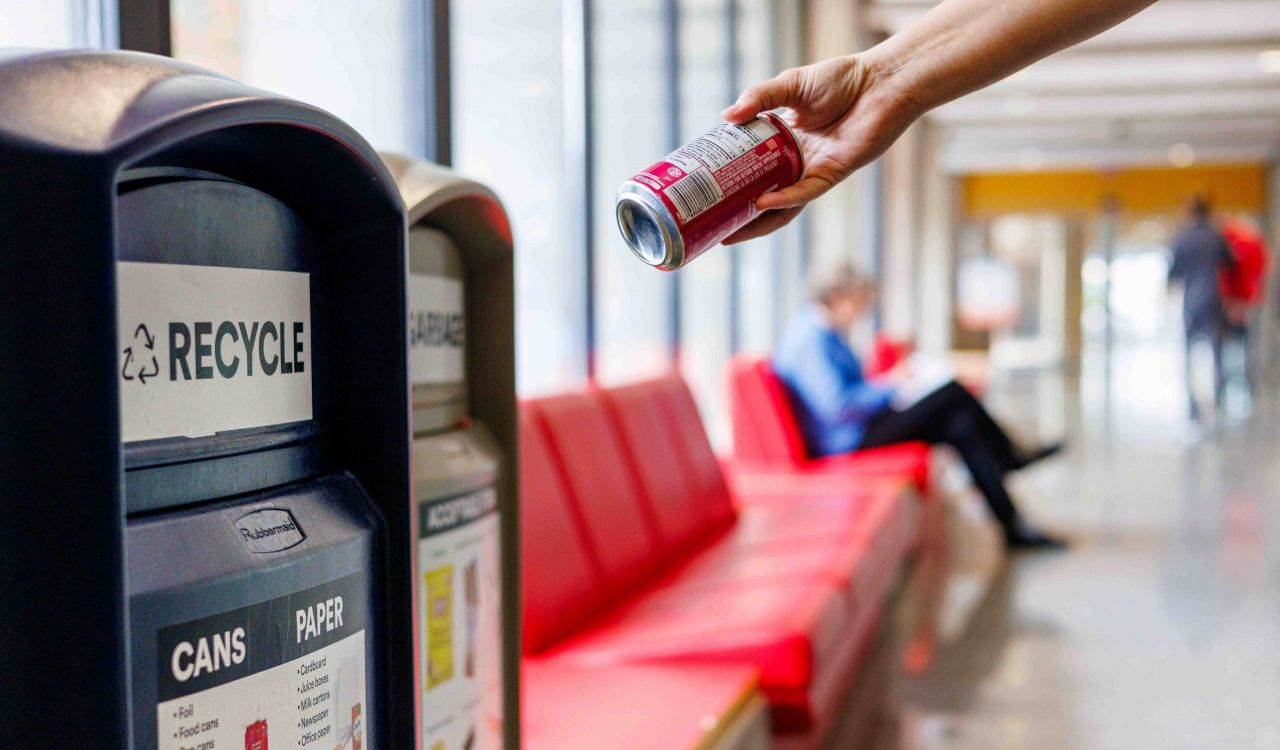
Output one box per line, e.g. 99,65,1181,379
962,163,1267,217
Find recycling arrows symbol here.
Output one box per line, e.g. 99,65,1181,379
121,323,160,385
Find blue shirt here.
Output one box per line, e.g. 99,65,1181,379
772,306,895,457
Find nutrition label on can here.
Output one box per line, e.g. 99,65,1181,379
156,574,368,750
661,118,782,221
666,118,779,173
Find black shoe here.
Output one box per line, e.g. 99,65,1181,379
1005,526,1068,550
1010,441,1064,471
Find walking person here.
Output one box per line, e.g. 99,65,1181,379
1168,196,1235,432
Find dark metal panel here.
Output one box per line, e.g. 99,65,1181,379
727,0,742,353
413,0,452,165
565,0,596,378
0,151,129,749
664,0,682,364
117,0,170,55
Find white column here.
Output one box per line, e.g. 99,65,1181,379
1063,219,1086,374
881,122,924,338
804,0,869,271
916,122,955,354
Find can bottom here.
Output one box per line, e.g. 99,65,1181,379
617,198,667,266
616,189,684,269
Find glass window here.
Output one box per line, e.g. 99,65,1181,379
761,0,810,340
453,0,585,395
0,0,81,47
677,0,733,448
733,0,777,355
171,0,414,152
592,0,673,385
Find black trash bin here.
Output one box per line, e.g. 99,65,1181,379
0,50,414,750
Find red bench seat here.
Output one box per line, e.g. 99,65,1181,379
523,660,765,750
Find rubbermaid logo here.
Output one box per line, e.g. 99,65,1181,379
235,509,305,553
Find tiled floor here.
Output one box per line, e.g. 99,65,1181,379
898,339,1280,750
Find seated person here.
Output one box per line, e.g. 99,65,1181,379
773,263,1064,549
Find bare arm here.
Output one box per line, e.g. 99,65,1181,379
722,0,1158,243
873,0,1158,116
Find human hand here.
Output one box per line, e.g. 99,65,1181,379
714,0,1159,244
720,52,917,244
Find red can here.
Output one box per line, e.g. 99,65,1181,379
616,111,803,270
244,719,268,750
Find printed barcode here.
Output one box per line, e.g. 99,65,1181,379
665,168,723,221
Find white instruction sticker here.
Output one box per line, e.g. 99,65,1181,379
408,274,465,386
156,574,368,750
116,262,313,442
419,487,503,750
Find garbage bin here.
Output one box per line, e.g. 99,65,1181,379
382,153,519,750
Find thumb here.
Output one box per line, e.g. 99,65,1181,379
722,68,803,124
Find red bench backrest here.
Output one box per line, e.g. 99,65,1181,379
521,376,746,652
647,376,738,529
602,379,735,551
518,406,607,653
866,335,911,378
728,356,808,465
533,391,665,597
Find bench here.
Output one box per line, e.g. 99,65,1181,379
520,375,930,748
727,355,970,677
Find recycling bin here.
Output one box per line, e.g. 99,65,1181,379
0,51,414,749
382,154,519,750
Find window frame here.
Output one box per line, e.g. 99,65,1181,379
126,0,813,384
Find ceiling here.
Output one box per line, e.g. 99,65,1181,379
865,0,1280,173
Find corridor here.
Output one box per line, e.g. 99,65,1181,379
902,342,1280,749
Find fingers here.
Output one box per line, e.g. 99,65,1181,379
722,68,802,124
722,206,803,244
756,175,834,210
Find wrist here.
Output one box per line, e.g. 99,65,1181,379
859,43,929,125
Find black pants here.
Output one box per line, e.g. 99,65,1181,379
861,381,1022,533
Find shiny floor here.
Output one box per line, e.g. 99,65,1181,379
898,338,1280,750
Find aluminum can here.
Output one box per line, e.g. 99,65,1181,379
616,111,803,270
244,719,268,750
